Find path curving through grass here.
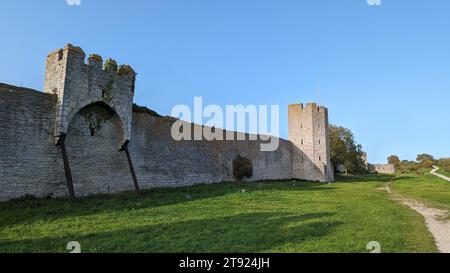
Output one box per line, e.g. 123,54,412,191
389,171,450,253
431,166,450,182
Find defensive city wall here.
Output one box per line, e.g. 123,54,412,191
0,44,333,201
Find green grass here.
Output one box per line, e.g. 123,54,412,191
436,168,450,178
391,171,450,210
0,175,438,253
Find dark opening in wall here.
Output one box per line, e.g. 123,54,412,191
319,156,322,161
232,155,253,181
57,50,63,61
90,126,95,136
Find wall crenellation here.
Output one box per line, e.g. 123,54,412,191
295,103,327,113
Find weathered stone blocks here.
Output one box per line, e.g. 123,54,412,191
0,45,334,201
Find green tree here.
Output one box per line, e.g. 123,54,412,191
416,154,434,163
329,125,367,174
437,158,450,172
387,155,400,165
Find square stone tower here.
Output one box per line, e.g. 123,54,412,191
288,103,334,182
44,44,136,148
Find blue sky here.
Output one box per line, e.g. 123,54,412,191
0,0,449,163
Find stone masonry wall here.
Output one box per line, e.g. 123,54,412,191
128,113,293,189
0,45,333,201
0,84,293,201
0,84,67,200
45,44,135,147
368,164,396,174
288,103,333,182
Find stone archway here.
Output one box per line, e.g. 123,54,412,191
64,98,131,149
63,102,135,197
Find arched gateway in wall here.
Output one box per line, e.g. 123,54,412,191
44,44,139,198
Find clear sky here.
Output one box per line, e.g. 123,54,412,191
0,0,449,163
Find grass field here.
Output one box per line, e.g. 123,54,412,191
392,170,450,210
0,174,443,253
436,168,450,178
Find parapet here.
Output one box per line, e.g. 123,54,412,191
288,102,328,113
47,43,137,79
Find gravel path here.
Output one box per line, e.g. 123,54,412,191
386,184,450,253
400,199,450,253
431,166,450,182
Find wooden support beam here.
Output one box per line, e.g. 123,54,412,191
58,134,75,199
123,141,140,194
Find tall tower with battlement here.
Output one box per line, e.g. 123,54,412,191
44,44,136,148
43,44,139,198
288,103,334,182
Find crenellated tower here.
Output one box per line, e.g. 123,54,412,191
44,44,136,148
288,103,334,182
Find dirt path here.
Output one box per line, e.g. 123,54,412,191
385,184,450,253
431,166,450,182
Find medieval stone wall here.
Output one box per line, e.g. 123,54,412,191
0,84,293,200
368,164,397,174
0,45,334,201
128,113,293,189
65,103,134,196
0,84,67,200
45,44,135,147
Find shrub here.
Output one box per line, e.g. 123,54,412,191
419,160,434,169
232,155,253,181
104,58,118,72
118,64,135,76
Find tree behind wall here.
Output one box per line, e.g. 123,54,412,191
329,125,367,174
416,154,434,163
388,155,401,165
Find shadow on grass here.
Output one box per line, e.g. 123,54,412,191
0,211,340,253
0,180,334,229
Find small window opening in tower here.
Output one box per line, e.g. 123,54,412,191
301,140,304,145
101,90,105,98
319,140,321,145
319,156,322,161
90,126,95,136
